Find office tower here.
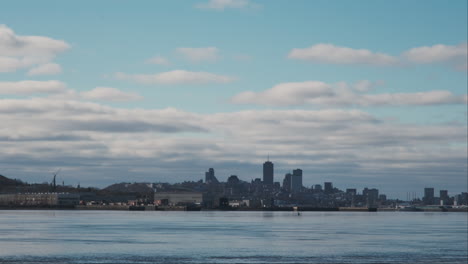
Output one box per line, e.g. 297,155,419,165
205,168,219,184
282,173,292,192
346,189,357,196
324,182,333,194
423,187,434,205
291,169,303,193
263,160,274,185
314,184,322,191
363,188,379,207
440,190,449,205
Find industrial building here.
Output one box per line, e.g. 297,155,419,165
0,193,80,207
154,191,203,206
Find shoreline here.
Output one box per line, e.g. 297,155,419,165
0,205,466,212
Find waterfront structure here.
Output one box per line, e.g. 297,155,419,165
0,193,79,207
263,160,274,185
291,169,303,193
423,188,435,205
154,191,203,206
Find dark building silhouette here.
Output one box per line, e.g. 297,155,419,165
324,182,333,194
440,190,449,205
227,175,240,185
423,187,434,205
263,160,274,185
291,169,303,193
346,188,357,196
314,184,322,191
282,173,292,192
363,188,379,207
205,168,219,184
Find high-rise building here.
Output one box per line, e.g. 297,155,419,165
440,190,449,205
291,169,303,193
282,173,292,192
324,182,333,194
346,189,357,196
205,168,219,184
423,188,434,205
363,188,379,207
263,160,274,185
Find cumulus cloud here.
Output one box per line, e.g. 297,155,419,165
403,43,468,71
0,97,466,195
0,80,66,95
80,87,143,102
0,25,69,72
231,80,467,106
195,0,258,10
176,47,220,62
288,42,468,71
27,63,62,76
146,55,171,66
114,70,235,85
287,44,398,66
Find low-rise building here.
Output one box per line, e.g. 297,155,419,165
154,191,203,206
0,193,80,206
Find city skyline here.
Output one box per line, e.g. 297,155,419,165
0,0,467,200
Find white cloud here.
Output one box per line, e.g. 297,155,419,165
146,55,171,66
352,80,385,92
114,70,235,85
288,42,468,71
80,87,143,102
27,63,62,76
0,25,70,72
288,44,398,66
176,47,220,62
0,80,66,95
0,97,466,193
231,80,467,106
403,43,468,70
195,0,257,10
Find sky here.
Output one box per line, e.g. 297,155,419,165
0,0,467,199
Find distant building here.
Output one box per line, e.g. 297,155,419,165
263,160,274,185
363,188,379,207
346,189,357,196
324,182,333,194
314,184,322,191
227,175,240,185
291,169,303,193
440,190,449,205
423,188,435,205
282,173,292,192
0,193,79,207
154,191,203,206
205,168,219,184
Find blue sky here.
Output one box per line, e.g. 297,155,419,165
0,0,467,198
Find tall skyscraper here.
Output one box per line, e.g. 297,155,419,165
324,182,333,194
205,168,219,184
282,173,292,192
291,169,303,193
440,190,449,205
423,187,434,205
263,160,274,185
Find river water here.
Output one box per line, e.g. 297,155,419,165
0,210,466,263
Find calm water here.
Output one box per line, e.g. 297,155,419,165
0,210,466,264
